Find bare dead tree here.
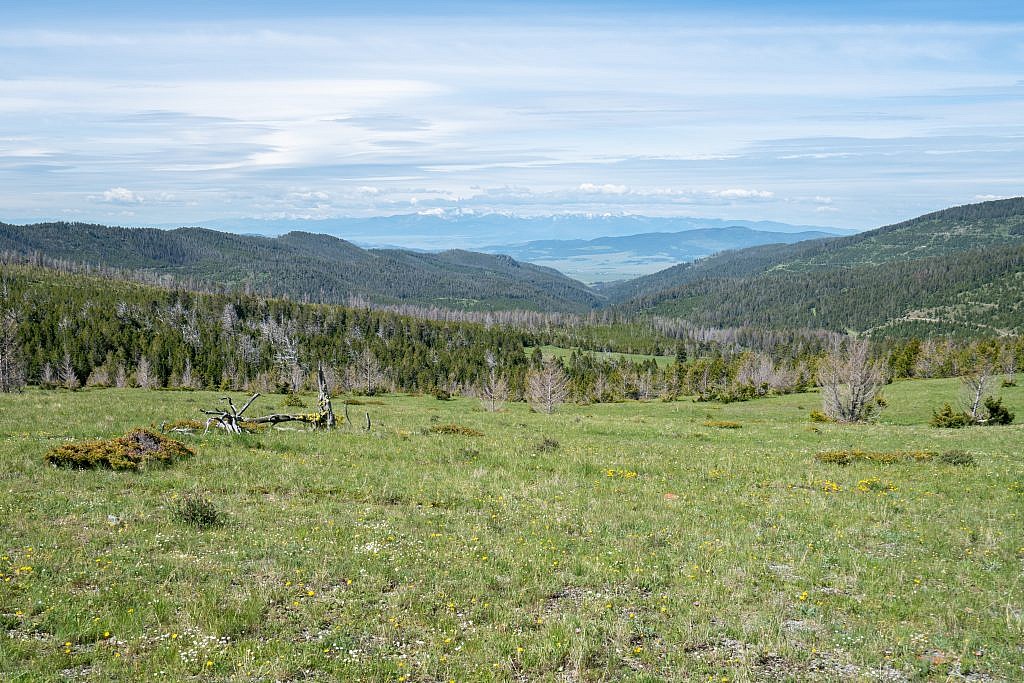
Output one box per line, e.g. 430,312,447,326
527,358,569,414
86,365,111,388
56,352,80,390
634,369,656,401
178,358,198,390
999,347,1018,383
479,353,509,413
40,362,56,389
961,358,995,422
592,373,611,402
0,309,26,392
818,339,887,423
114,363,128,388
135,356,156,389
347,347,386,395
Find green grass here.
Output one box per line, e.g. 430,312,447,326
1,378,1022,681
529,345,675,369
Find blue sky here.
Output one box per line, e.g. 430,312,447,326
2,1,1023,237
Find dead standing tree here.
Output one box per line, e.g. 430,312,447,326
527,358,570,414
200,366,338,434
818,339,888,423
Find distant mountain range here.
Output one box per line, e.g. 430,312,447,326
181,213,849,250
482,226,840,282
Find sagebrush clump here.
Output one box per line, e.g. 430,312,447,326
703,420,741,429
172,493,223,529
45,429,194,471
814,449,936,465
939,450,976,466
535,437,560,453
429,423,484,437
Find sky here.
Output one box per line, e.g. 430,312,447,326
2,1,1024,237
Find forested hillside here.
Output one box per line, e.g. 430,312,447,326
603,196,1024,304
0,222,602,312
611,197,1024,334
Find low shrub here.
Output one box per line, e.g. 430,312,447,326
429,423,484,437
814,449,936,465
1002,379,1017,388
703,420,741,429
433,389,452,401
856,477,897,493
46,429,194,471
939,450,975,466
535,437,560,453
808,410,832,423
282,393,307,408
930,404,974,428
983,396,1015,425
172,493,223,529
160,419,205,433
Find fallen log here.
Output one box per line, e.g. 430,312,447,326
200,366,340,434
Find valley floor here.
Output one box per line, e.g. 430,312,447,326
1,378,1023,681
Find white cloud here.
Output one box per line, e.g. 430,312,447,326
100,187,143,203
710,189,775,199
578,183,629,195
288,190,330,201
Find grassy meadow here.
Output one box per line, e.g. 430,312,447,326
1,377,1022,681
529,346,675,369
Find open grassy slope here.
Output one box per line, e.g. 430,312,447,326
1,379,1022,681
528,345,675,369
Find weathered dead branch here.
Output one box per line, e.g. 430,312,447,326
199,366,339,434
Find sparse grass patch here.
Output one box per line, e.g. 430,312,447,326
44,428,193,470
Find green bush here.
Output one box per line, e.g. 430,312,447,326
808,410,832,423
983,396,1015,425
282,393,306,408
172,493,223,529
930,403,974,428
45,429,194,471
433,389,452,401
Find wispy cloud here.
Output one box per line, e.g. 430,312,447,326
0,5,1022,234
